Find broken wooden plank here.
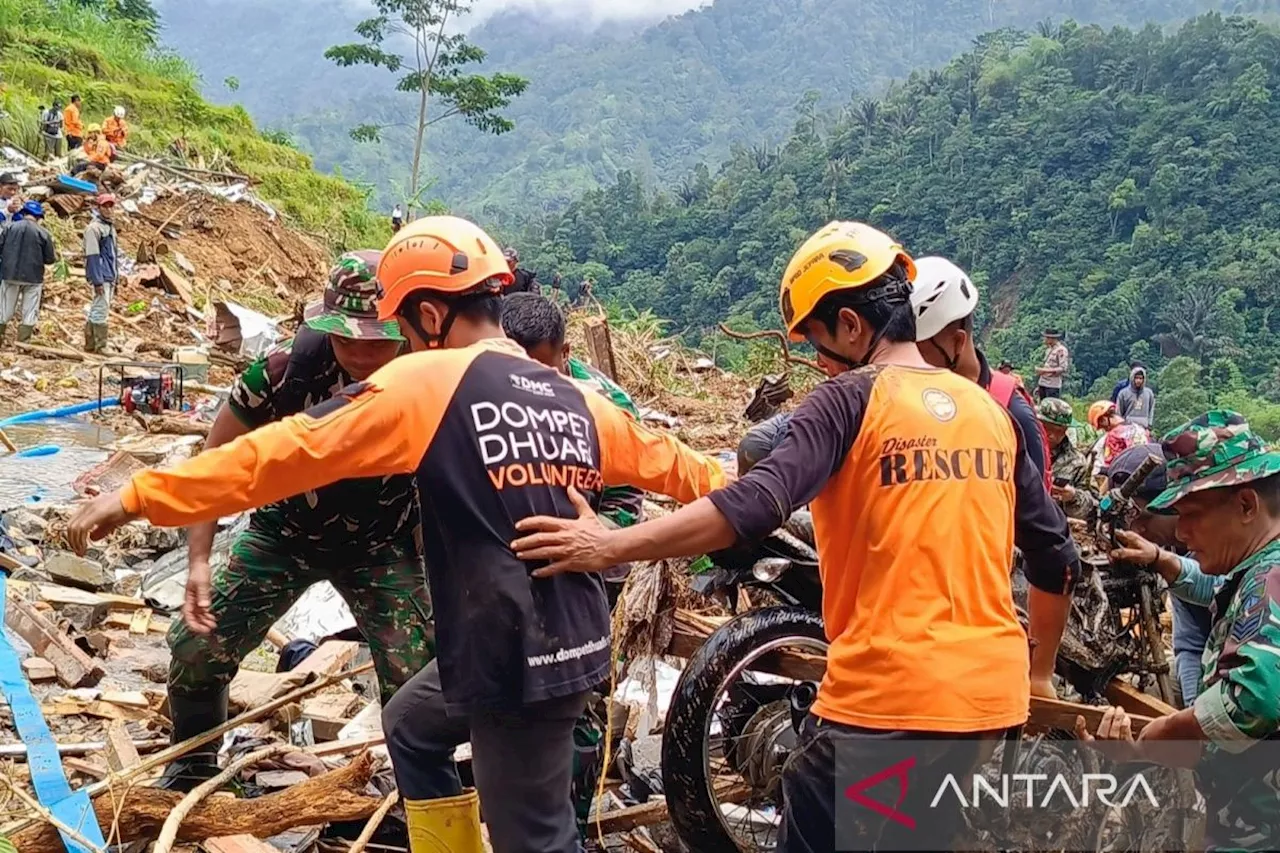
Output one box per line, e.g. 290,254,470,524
42,698,150,723
292,641,360,678
203,834,279,853
105,611,170,634
1028,695,1156,734
5,595,104,687
129,608,153,635
105,719,141,773
301,692,359,721
584,317,618,382
1105,679,1178,718
20,657,56,682
159,264,196,308
100,690,150,709
64,757,109,781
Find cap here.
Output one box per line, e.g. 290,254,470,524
21,201,43,219
96,194,116,207
1149,410,1280,511
0,173,18,186
304,250,405,341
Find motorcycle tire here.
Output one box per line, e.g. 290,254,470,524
662,605,826,853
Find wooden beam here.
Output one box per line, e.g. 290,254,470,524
1105,680,1178,718
105,719,141,772
4,595,104,687
129,608,153,634
202,835,279,853
584,317,619,382
292,640,360,677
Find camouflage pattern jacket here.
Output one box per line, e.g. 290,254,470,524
1195,538,1280,851
228,328,418,556
1049,436,1097,519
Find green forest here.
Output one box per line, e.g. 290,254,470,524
512,13,1280,437
157,0,1275,215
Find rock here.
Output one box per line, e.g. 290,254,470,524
4,509,49,541
113,569,143,598
144,526,183,552
43,552,113,592
21,657,56,682
140,662,168,683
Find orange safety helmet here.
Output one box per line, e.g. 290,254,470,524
779,221,916,342
377,215,513,321
1088,400,1118,430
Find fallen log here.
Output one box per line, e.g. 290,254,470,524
8,751,383,850
14,341,106,362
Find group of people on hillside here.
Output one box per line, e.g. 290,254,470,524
0,169,119,348
40,96,129,170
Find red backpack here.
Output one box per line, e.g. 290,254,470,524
987,372,1053,492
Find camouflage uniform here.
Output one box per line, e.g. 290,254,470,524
169,252,433,706
1149,411,1280,851
1037,398,1097,519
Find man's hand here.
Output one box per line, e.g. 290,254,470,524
66,491,135,555
1050,483,1076,503
1110,529,1159,567
1075,705,1140,762
1030,675,1057,700
183,560,217,635
512,486,614,578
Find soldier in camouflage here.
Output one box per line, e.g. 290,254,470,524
1080,410,1280,851
160,252,433,791
1036,397,1097,519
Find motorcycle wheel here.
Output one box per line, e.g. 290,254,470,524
662,606,827,853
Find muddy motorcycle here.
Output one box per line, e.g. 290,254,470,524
661,514,824,853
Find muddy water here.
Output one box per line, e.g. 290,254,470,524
0,414,113,510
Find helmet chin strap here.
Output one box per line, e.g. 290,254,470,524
924,337,960,371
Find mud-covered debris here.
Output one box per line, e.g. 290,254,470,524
43,551,114,591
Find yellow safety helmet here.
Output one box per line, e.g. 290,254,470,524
779,221,916,341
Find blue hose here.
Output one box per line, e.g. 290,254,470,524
15,446,60,458
0,399,119,428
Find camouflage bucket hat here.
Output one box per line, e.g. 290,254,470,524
1148,410,1280,511
304,250,405,341
1037,397,1074,428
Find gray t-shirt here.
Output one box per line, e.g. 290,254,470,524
1115,384,1156,427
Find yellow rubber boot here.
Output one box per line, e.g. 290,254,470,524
405,789,485,853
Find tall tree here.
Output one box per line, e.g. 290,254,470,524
325,0,528,205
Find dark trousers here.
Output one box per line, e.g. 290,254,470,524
779,716,998,853
1035,385,1061,401
383,659,588,853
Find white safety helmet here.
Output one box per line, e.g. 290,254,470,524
909,256,979,342
113,106,126,118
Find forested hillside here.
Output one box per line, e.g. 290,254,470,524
154,0,1266,215
0,0,385,247
515,14,1280,435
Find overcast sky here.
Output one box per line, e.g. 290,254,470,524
474,0,706,21
325,0,709,25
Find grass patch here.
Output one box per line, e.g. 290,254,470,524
0,0,388,252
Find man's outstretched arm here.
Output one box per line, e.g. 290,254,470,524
66,356,459,553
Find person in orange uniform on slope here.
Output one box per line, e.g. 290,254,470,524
511,221,1080,853
65,216,726,853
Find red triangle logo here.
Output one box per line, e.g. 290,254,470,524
843,756,916,829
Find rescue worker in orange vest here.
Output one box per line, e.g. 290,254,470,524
103,106,128,148
72,126,112,176
511,221,1080,853
64,216,726,853
63,94,84,150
